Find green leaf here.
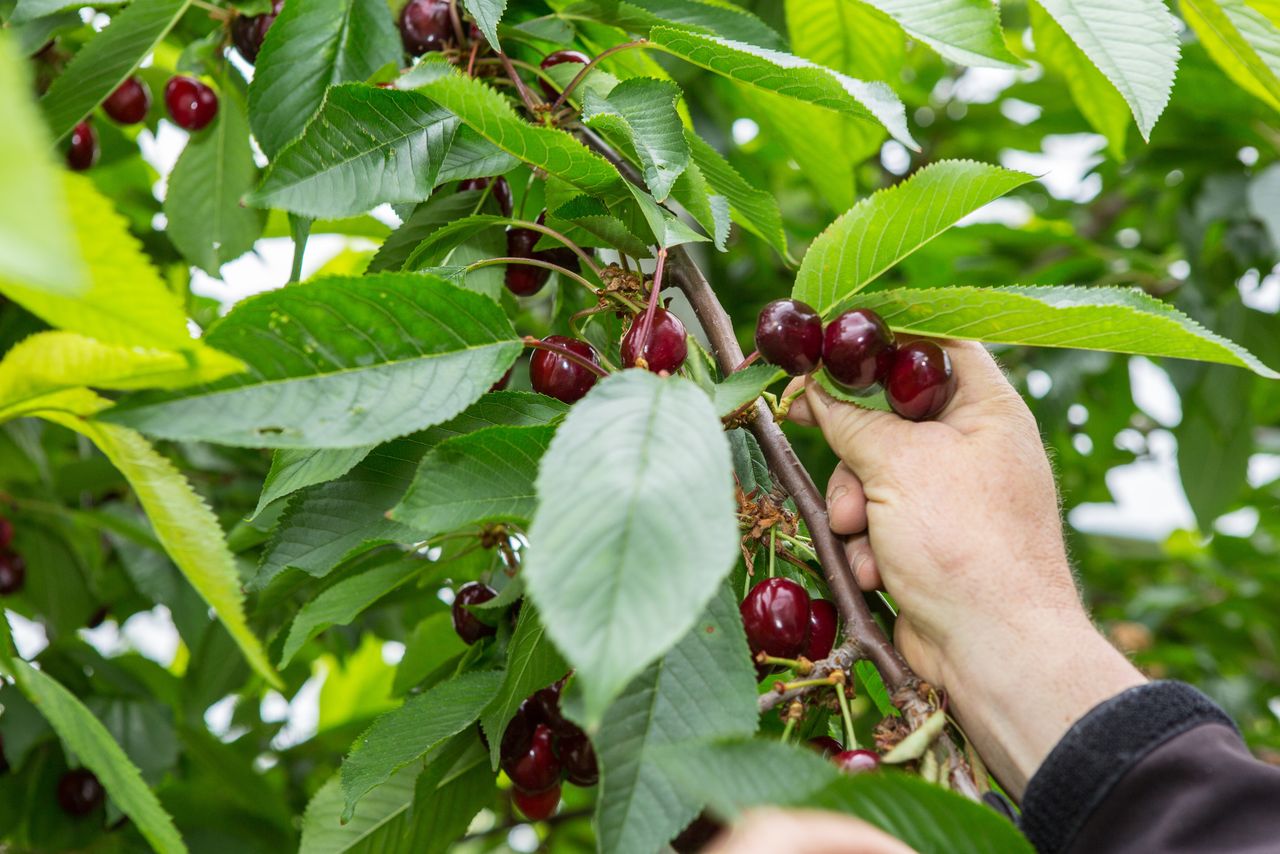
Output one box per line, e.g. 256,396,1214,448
435,125,520,183
247,0,402,158
279,555,425,666
394,612,467,696
252,446,375,519
369,191,488,273
165,75,265,275
787,0,904,82
1030,3,1129,159
855,659,897,717
0,34,86,296
300,765,417,854
408,59,624,196
854,285,1280,378
714,364,785,417
624,182,709,248
38,0,191,142
583,78,689,202
4,658,187,853
565,0,785,50
479,605,567,768
659,740,839,815
860,0,1021,68
248,86,460,218
397,757,495,853
793,160,1035,316
1031,0,1179,139
390,424,555,533
99,273,522,448
548,194,652,258
686,131,789,260
1176,362,1255,529
9,0,122,22
340,669,503,818
461,0,506,51
523,371,739,725
648,26,916,150
1181,0,1280,113
594,586,758,854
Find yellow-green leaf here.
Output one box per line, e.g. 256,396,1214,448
1182,0,1280,113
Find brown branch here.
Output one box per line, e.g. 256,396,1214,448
759,639,863,713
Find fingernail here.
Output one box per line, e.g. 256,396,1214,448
827,485,847,505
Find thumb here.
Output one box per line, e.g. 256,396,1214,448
803,377,906,479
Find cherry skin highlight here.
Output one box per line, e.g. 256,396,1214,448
822,309,895,393
539,49,590,100
755,299,823,375
231,0,283,63
833,749,880,774
804,598,838,661
451,581,497,644
885,340,956,421
66,121,98,171
502,722,561,793
513,784,561,820
0,552,24,596
56,769,104,817
164,76,218,131
399,0,452,55
621,307,687,374
529,336,599,404
740,577,811,660
102,76,151,124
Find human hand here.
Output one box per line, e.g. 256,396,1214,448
705,808,916,854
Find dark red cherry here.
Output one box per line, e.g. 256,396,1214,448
459,176,513,217
885,340,956,422
804,599,837,661
756,299,822,375
740,578,811,660
822,309,894,393
808,736,844,759
102,76,151,124
530,336,599,404
0,517,13,549
672,812,724,853
451,581,497,644
503,722,561,793
231,0,283,64
399,0,453,55
0,551,25,596
66,120,98,171
539,245,580,275
490,367,513,392
529,680,572,734
505,227,551,296
513,784,560,820
538,49,590,101
164,76,218,131
833,749,880,774
56,769,104,816
557,727,598,786
621,307,687,374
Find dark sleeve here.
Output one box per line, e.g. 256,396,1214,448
1019,681,1280,854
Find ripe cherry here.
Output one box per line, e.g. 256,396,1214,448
513,784,560,820
399,0,452,55
0,517,14,549
807,736,844,759
164,76,218,131
66,120,98,171
822,309,894,393
539,50,590,101
557,727,599,786
755,299,822,376
530,336,599,404
505,225,551,296
459,176,513,217
672,813,724,853
804,599,837,661
540,245,580,275
0,552,24,596
231,0,283,64
502,722,561,793
621,308,687,374
885,340,956,422
56,769,104,816
102,76,151,124
490,367,513,392
529,680,572,734
740,578,811,660
833,749,880,774
451,581,497,644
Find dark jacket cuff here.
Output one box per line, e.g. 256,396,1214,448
1018,681,1235,853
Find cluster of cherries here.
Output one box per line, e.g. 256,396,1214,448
756,299,956,421
0,516,24,596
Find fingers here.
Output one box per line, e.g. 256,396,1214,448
707,808,916,854
826,463,866,535
845,534,883,591
783,376,815,426
802,378,904,477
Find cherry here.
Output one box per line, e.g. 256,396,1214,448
399,0,452,56
0,551,25,596
804,598,837,661
672,813,724,853
885,340,956,422
451,581,497,644
529,680,573,734
807,736,844,759
557,727,598,786
490,367,513,392
540,245,580,275
755,299,822,376
502,722,561,793
102,76,151,124
621,307,687,374
0,517,13,549
505,226,551,296
164,76,218,131
833,749,880,774
740,578,811,660
530,336,599,404
66,120,98,171
458,176,513,217
231,0,283,64
512,784,560,820
538,50,590,101
822,309,895,393
56,768,104,816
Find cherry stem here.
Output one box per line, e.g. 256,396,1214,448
835,673,859,749
780,716,796,744
447,0,466,47
498,51,541,112
768,526,777,578
550,38,649,111
633,246,667,362
775,674,838,694
773,385,806,422
506,216,605,280
466,256,599,298
734,350,761,372
521,336,609,379
466,40,481,77
755,652,812,674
